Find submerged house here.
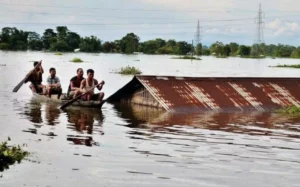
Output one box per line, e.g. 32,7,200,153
106,75,300,112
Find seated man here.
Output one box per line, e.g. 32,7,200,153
25,61,46,94
67,68,85,99
47,67,62,99
80,69,105,102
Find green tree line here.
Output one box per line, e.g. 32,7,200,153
0,26,300,58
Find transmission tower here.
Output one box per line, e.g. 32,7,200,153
195,20,202,46
194,20,202,55
253,3,265,56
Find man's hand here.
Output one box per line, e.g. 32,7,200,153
100,80,105,85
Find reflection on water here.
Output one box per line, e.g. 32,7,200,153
45,104,60,126
23,100,43,124
20,99,104,147
114,103,300,139
65,108,104,147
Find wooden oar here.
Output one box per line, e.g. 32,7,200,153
60,83,102,110
13,60,42,92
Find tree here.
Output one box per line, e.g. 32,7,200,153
291,49,300,58
66,32,80,50
238,45,251,56
42,29,57,49
0,27,28,50
27,32,43,50
155,38,166,49
120,33,140,54
174,41,192,55
196,43,202,56
275,44,295,57
50,41,70,52
79,36,101,52
142,40,157,54
102,42,117,53
210,41,225,56
229,42,239,56
224,44,231,56
166,39,176,49
28,32,40,41
157,46,173,54
56,26,68,41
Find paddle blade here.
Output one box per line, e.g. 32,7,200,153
60,99,77,110
12,77,27,92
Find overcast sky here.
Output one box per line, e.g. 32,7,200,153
0,0,299,46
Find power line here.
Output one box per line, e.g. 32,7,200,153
0,18,258,26
0,2,258,12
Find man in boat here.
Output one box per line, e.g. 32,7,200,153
67,68,85,99
80,69,105,102
47,67,62,99
25,61,46,95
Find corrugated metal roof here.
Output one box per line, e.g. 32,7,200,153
107,75,300,112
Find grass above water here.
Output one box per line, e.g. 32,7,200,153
54,52,63,56
276,106,300,115
118,66,142,75
71,57,83,63
270,64,300,69
0,139,29,172
172,56,201,60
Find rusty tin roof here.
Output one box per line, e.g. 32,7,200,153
107,75,300,112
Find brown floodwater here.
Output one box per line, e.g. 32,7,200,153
1,51,300,187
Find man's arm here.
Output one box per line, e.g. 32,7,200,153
80,79,86,92
70,78,79,91
40,65,44,74
95,79,105,91
70,81,78,91
47,77,52,87
55,77,61,87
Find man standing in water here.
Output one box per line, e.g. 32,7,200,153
80,69,105,102
67,68,85,99
25,61,47,95
47,67,62,99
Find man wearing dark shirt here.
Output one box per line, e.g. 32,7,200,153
68,68,85,99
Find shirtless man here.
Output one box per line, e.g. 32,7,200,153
25,61,46,94
67,68,85,99
80,69,105,102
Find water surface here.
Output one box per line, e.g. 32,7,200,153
1,51,300,187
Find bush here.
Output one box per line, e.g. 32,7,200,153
172,55,201,60
118,66,142,75
271,64,300,68
71,58,83,63
55,52,63,55
276,106,300,115
0,43,10,50
0,139,29,172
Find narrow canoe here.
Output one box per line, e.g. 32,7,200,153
32,92,106,108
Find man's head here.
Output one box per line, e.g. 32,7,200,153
34,61,40,70
77,68,84,78
49,67,56,77
87,69,94,79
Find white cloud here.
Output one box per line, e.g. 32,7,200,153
266,19,282,29
204,27,247,35
266,19,300,36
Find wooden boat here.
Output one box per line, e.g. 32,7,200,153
32,92,106,108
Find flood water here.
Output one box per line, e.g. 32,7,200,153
1,51,300,187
